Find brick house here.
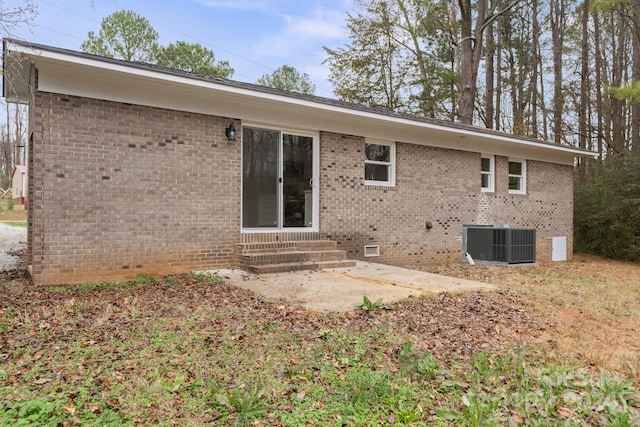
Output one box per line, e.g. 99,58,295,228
3,40,590,285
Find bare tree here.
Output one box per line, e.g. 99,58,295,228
0,1,37,38
550,0,568,144
457,0,522,125
0,1,37,184
484,5,496,129
458,0,489,125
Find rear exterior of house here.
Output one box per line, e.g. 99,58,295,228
3,40,587,285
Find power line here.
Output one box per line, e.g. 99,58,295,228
36,0,336,96
38,0,276,75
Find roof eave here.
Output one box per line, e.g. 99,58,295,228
3,39,595,162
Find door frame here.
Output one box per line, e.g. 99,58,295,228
240,123,319,233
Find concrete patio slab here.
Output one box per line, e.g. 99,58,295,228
204,261,496,312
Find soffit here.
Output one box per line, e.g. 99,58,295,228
5,40,593,165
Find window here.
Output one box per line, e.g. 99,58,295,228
481,155,494,192
365,141,395,186
508,159,526,194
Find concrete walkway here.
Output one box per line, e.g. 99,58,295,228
205,261,496,312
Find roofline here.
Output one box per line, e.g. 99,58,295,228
3,38,594,158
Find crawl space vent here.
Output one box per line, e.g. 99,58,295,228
364,245,380,257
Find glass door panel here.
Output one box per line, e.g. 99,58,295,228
283,134,313,228
242,127,280,228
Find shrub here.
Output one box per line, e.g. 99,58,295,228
574,151,640,261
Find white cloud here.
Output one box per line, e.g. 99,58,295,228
287,9,347,41
190,0,351,95
191,0,275,12
256,6,348,59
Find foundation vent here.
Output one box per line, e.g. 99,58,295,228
364,245,380,257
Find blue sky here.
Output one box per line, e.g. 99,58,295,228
4,0,353,97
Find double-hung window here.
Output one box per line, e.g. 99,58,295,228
364,141,395,186
481,155,494,192
508,159,526,194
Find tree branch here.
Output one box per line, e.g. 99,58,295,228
481,0,526,33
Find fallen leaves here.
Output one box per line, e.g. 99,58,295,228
2,252,640,424
62,406,76,415
420,255,640,373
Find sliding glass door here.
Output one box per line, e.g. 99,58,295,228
242,127,280,228
242,126,316,230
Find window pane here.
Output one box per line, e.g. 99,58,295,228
365,143,390,162
365,163,389,182
481,157,491,172
509,176,521,191
283,134,313,228
242,127,280,228
481,173,489,188
509,161,522,175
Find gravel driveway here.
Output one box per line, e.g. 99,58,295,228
0,223,27,271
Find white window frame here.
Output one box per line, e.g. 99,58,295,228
364,140,395,186
508,158,526,195
480,154,494,193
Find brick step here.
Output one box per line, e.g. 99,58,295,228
250,260,356,274
293,240,338,251
238,240,338,254
235,238,353,274
237,242,295,254
244,250,347,266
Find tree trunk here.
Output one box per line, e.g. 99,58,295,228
530,0,540,138
485,18,495,129
397,0,429,104
4,101,11,177
550,0,566,144
593,10,604,158
538,62,549,140
458,0,488,125
610,10,626,154
632,0,640,152
579,0,590,154
495,15,503,130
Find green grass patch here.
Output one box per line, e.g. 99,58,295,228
0,199,16,211
2,221,27,227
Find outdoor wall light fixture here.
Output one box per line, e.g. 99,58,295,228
225,122,237,141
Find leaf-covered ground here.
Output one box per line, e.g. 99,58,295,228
420,254,640,375
1,250,639,425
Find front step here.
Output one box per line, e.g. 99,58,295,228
250,259,356,274
240,240,338,254
236,239,354,273
247,250,348,265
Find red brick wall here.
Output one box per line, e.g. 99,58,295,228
318,132,573,265
29,92,241,285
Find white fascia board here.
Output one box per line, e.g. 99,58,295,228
14,40,594,165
